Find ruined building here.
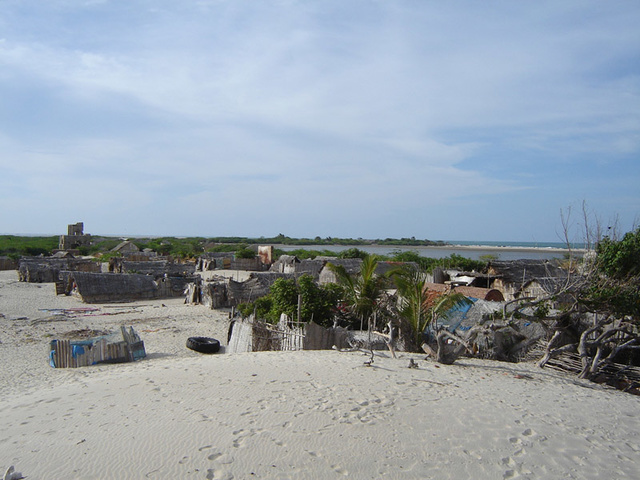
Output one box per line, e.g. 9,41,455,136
59,222,92,251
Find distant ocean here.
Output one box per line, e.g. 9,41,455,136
280,240,585,261
448,240,583,249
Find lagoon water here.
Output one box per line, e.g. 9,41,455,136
279,241,582,261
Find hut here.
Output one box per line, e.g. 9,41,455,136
61,271,197,303
184,272,297,308
269,257,326,279
231,256,263,271
0,256,18,271
227,316,350,353
196,253,233,271
18,257,101,283
110,258,196,276
318,258,363,284
423,282,505,302
111,240,140,255
270,255,300,274
226,272,296,305
486,259,568,301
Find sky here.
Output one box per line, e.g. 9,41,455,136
1,0,638,243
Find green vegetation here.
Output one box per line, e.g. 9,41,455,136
327,255,397,330
0,236,59,259
388,250,486,272
237,275,341,327
227,234,447,247
1,234,487,273
583,227,640,320
392,266,474,351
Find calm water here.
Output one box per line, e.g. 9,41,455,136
279,241,584,261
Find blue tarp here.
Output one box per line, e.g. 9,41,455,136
424,298,478,340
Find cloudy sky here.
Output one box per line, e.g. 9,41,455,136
1,1,638,242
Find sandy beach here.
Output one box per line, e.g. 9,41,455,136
1,270,639,479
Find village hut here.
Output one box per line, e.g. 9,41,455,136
485,259,568,301
61,271,197,303
231,256,263,271
196,252,233,271
18,257,101,283
227,316,351,353
270,255,300,273
200,281,229,309
111,240,140,255
269,257,326,279
318,258,363,284
226,272,296,305
423,282,505,302
184,272,298,308
0,256,18,271
296,259,325,278
52,250,75,258
122,260,195,276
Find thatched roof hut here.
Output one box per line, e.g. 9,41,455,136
424,282,505,302
270,255,300,273
0,256,18,271
269,256,326,279
486,259,568,301
111,240,139,254
62,271,198,303
227,272,296,305
18,257,101,283
121,260,195,276
318,258,362,284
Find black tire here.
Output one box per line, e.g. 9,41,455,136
186,336,221,354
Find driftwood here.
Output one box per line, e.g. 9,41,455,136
422,329,473,365
372,322,397,359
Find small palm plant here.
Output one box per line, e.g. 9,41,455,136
393,266,431,351
327,255,391,331
394,266,473,352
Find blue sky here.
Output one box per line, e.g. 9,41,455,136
1,0,638,242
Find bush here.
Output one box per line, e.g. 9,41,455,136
239,275,341,326
235,247,256,259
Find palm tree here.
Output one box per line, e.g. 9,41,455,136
327,255,391,331
393,266,431,350
394,266,473,352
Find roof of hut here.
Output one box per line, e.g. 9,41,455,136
424,282,504,301
111,240,140,253
486,259,567,290
121,260,196,276
269,255,300,271
296,259,325,277
69,272,158,302
226,272,297,305
319,258,363,273
52,251,75,258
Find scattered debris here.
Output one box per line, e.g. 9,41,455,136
50,326,146,368
2,465,23,480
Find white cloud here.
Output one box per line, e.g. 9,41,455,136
0,1,638,239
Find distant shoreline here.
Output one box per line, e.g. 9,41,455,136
277,243,585,253
439,244,586,253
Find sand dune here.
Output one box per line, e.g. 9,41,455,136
1,270,639,479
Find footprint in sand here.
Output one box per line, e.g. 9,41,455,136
206,468,234,480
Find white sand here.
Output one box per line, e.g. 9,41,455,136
1,270,639,479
